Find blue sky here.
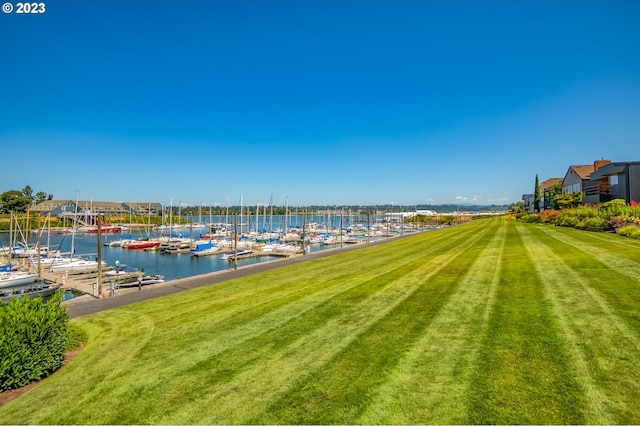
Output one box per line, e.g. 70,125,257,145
1,0,639,207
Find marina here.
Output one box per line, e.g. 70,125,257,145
0,214,428,301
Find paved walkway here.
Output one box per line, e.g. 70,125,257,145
65,234,420,319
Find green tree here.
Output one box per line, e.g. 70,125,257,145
0,190,30,213
547,183,563,209
34,191,52,204
509,201,525,215
21,185,33,200
553,191,583,209
534,174,541,212
0,186,53,212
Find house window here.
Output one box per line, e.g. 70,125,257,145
609,175,619,186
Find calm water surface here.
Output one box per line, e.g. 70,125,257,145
1,215,399,282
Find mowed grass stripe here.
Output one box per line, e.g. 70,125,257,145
536,225,640,282
0,223,484,424
358,218,507,424
520,224,640,423
8,220,638,424
252,221,497,424
554,224,640,251
144,220,479,329
529,224,640,336
126,223,482,378
0,309,159,424
162,223,493,424
467,220,584,424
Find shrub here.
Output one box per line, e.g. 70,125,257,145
555,212,580,228
607,216,627,232
574,207,597,220
617,225,640,239
580,217,607,230
520,214,539,223
600,199,630,218
0,292,68,391
538,209,560,224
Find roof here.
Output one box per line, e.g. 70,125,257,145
590,161,640,180
568,165,596,180
31,200,74,211
540,178,563,190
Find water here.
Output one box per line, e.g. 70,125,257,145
1,232,294,281
1,215,407,282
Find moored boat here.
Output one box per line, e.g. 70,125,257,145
221,250,253,260
50,258,106,273
125,240,162,250
0,268,38,289
11,244,49,258
1,283,62,303
191,240,220,257
86,225,129,234
116,275,165,288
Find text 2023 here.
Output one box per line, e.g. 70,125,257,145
16,2,45,13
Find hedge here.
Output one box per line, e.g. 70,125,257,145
617,225,640,239
0,292,68,391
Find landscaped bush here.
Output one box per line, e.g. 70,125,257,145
600,199,631,218
617,225,640,239
520,214,539,223
555,213,580,228
580,217,607,230
0,292,68,391
516,200,639,239
573,206,598,220
537,209,560,224
607,216,628,231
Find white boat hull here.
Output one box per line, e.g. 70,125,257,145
191,247,220,257
0,272,38,289
50,260,106,273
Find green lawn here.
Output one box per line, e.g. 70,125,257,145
2,218,640,424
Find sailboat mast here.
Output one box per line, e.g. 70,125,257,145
285,196,289,237
269,194,273,235
71,192,79,260
240,193,243,235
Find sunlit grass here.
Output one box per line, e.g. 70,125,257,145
1,218,640,424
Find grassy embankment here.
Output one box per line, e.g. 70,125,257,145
1,218,640,424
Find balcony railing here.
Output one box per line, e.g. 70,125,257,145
583,182,610,197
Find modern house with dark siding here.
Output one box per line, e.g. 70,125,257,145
523,159,639,208
589,162,640,204
522,193,534,213
561,159,611,204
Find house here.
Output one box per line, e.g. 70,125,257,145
522,194,535,213
589,161,640,204
32,200,162,222
121,202,162,216
540,177,563,210
561,159,611,204
31,200,78,217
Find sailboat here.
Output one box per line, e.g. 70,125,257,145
49,192,105,273
0,264,38,289
191,240,220,257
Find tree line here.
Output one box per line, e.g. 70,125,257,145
0,186,53,213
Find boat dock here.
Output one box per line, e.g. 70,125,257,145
40,245,308,299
